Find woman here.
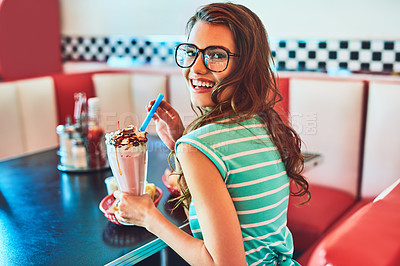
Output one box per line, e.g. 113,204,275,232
114,3,309,265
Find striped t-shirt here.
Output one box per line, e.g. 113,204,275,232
176,115,299,266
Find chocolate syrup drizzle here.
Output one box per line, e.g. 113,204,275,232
108,125,148,148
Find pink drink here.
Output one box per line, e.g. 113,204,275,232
105,125,148,195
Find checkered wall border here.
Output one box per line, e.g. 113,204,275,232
61,35,400,75
61,35,181,65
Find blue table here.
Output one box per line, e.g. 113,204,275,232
0,135,188,265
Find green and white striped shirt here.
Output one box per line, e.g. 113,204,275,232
176,115,299,266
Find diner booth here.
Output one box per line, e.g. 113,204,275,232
1,0,400,265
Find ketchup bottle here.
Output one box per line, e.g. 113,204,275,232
87,97,106,168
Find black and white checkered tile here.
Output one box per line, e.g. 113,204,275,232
61,35,400,75
270,39,400,74
61,35,182,65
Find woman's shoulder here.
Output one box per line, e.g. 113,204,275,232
179,114,267,142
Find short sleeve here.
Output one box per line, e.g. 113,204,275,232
176,135,228,181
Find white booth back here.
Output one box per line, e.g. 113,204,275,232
289,78,365,197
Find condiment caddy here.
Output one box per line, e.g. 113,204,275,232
57,92,109,172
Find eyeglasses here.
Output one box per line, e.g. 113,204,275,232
175,43,240,72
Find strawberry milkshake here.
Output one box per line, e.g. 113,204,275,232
105,125,148,196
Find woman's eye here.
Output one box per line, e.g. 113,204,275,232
208,51,227,60
186,50,196,57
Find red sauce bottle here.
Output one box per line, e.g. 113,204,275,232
87,97,106,168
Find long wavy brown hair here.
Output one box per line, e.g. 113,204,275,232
170,2,310,210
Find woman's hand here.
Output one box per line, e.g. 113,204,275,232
146,100,184,150
113,191,157,228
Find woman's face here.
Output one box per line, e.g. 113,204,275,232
183,21,238,108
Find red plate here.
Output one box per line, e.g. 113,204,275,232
99,186,162,226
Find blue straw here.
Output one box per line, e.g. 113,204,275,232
139,93,164,131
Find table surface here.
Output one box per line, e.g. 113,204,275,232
0,134,321,266
0,135,188,266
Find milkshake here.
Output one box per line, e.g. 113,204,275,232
105,125,148,196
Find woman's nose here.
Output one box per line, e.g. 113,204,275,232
191,52,208,74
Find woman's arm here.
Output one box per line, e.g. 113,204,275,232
173,143,246,265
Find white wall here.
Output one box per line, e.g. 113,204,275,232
59,0,400,40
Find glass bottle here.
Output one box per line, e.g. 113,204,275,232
72,139,88,169
57,116,75,168
73,92,88,138
87,97,106,168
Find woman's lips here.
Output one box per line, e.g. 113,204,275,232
191,79,215,93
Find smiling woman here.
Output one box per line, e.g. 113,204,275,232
114,3,309,265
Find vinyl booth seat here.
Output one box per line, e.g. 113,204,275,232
286,77,400,264
287,77,367,255
0,70,171,160
287,183,357,252
307,178,400,266
0,76,58,160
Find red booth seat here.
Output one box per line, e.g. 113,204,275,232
307,179,400,266
287,183,356,252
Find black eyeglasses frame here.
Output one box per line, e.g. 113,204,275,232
175,43,240,72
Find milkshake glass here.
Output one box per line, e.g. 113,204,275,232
105,125,148,196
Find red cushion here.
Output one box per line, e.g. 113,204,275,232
287,183,356,251
307,181,400,266
297,198,372,265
